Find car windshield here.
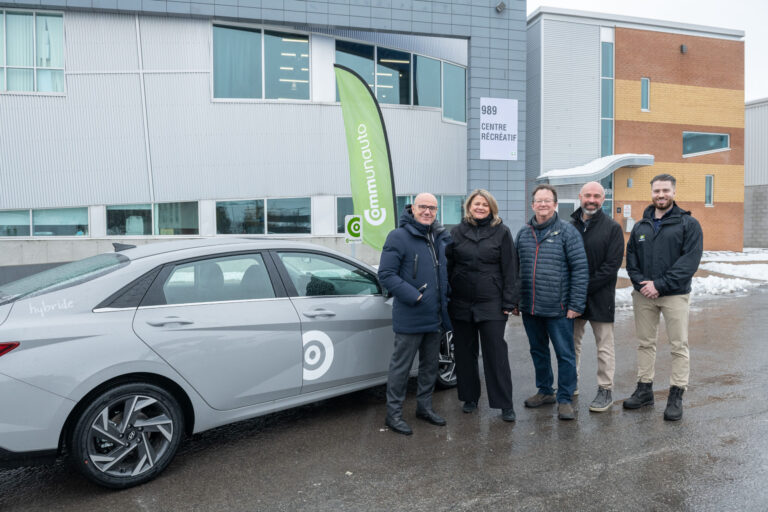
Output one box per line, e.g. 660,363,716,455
0,253,130,305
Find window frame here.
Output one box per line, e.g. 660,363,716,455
705,174,714,206
682,131,731,158
641,77,650,111
210,21,312,103
0,9,66,96
0,209,32,238
106,203,154,237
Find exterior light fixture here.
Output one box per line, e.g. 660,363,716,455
680,44,687,54
496,2,506,13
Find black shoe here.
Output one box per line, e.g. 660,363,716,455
385,416,413,435
663,386,685,421
501,408,516,422
623,381,654,409
462,401,478,413
416,409,447,426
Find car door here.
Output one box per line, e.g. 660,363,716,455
133,251,302,410
272,250,393,394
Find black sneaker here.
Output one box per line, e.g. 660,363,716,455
501,408,516,422
589,387,613,412
663,386,685,421
524,393,556,408
623,381,654,409
462,401,478,413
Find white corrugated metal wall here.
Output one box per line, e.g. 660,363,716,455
746,99,768,186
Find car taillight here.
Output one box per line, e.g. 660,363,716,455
0,343,19,357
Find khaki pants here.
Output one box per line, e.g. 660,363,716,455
573,319,615,390
631,290,690,388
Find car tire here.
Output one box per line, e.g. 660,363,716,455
69,382,185,489
435,330,457,389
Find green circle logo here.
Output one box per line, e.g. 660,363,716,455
346,216,362,238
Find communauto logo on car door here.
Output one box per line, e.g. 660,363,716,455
302,330,335,380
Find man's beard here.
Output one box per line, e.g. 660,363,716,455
582,204,600,216
653,197,671,210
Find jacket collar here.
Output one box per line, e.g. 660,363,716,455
400,205,446,239
571,207,604,229
641,202,690,223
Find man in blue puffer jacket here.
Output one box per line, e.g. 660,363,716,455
513,184,588,420
378,193,452,435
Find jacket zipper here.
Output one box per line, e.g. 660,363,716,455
426,230,442,318
530,225,539,315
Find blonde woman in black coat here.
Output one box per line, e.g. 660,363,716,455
446,189,520,422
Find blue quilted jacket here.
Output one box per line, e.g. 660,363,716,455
515,213,588,318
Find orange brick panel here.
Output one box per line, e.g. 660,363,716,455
615,120,744,165
615,27,744,91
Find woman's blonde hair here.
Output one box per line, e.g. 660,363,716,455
463,189,501,226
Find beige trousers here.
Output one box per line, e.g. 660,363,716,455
573,319,615,390
631,290,690,388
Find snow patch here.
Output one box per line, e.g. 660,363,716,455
699,263,768,281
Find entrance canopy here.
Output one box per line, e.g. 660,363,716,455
536,154,654,186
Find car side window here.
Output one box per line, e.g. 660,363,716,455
162,253,275,305
277,252,381,297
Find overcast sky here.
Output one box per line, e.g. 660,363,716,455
526,0,767,102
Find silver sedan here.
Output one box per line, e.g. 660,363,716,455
0,239,455,488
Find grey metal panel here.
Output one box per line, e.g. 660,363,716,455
525,19,541,205
142,73,465,201
64,11,139,72
745,100,768,186
301,27,467,66
540,19,600,174
139,15,211,71
0,74,150,209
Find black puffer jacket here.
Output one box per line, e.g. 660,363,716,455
626,203,703,296
570,208,625,322
446,216,520,322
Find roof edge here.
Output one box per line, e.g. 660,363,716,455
537,154,655,186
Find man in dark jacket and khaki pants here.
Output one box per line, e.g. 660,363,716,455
624,174,703,421
378,193,452,435
570,182,624,412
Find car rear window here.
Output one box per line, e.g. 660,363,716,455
0,253,129,305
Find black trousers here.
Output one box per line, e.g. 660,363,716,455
452,318,513,409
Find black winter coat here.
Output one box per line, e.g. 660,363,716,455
378,206,452,334
446,217,520,322
626,203,703,297
570,208,625,322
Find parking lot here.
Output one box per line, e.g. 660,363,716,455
2,288,767,512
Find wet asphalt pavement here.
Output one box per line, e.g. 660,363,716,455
2,288,768,512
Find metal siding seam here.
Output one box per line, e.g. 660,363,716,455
136,15,155,203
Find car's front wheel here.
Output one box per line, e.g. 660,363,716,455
69,382,185,489
435,330,457,389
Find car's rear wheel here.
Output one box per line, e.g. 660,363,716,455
435,330,457,389
69,382,184,489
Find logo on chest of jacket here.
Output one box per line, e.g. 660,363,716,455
638,234,646,242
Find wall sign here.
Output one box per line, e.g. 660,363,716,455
480,97,518,161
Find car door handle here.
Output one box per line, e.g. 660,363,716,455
303,309,336,318
146,317,194,327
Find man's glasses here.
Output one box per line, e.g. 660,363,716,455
533,199,554,205
415,204,438,212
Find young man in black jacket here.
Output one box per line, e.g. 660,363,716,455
624,174,703,421
570,182,624,413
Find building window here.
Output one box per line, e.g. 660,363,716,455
154,202,199,235
264,30,309,100
213,25,262,99
600,42,614,157
267,197,311,234
441,195,464,226
2,11,64,93
414,55,440,108
107,204,152,235
335,41,374,101
443,62,466,123
683,132,730,157
32,208,88,236
213,26,309,100
336,196,354,234
705,175,714,206
641,77,650,111
376,47,410,105
217,200,265,234
0,210,30,236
